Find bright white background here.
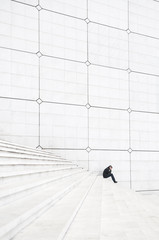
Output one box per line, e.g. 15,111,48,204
0,0,159,190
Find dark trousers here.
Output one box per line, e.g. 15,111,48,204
103,173,116,183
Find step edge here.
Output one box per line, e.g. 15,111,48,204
0,173,91,239
0,170,86,206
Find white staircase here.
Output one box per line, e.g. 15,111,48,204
0,140,91,240
0,140,159,240
11,177,159,240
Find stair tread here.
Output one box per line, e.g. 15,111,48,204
0,163,76,166
13,174,97,240
62,175,103,240
0,148,62,158
0,168,83,194
0,172,89,229
0,170,86,209
12,178,159,240
0,140,86,240
0,141,61,158
0,166,79,179
0,153,68,162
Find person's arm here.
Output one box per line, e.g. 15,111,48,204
105,167,110,174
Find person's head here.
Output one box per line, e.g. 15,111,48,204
109,165,113,170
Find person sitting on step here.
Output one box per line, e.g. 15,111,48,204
103,165,117,183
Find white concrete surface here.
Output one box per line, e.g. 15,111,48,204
1,0,159,190
0,141,159,240
0,140,88,240
12,177,159,240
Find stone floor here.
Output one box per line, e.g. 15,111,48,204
13,176,159,240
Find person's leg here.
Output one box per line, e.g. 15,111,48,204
111,173,116,183
105,173,117,183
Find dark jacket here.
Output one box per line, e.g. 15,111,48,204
103,167,111,178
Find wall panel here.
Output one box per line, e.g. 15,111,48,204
40,57,87,105
0,0,159,190
41,103,88,149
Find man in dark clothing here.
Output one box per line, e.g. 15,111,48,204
103,165,117,183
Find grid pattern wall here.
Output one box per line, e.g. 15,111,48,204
0,0,159,190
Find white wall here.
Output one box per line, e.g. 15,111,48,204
0,0,159,190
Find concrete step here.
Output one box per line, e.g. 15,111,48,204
0,148,67,162
0,140,61,159
0,166,79,184
0,157,68,164
12,174,97,240
60,175,103,240
0,169,86,207
0,163,77,172
10,177,159,240
0,168,84,191
0,167,81,188
0,154,66,163
0,172,91,240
